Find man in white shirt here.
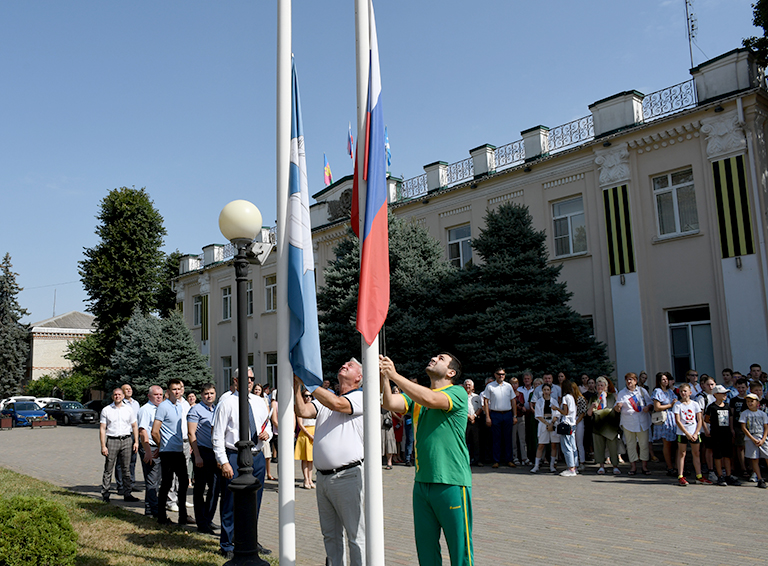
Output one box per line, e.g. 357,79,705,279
116,383,140,495
464,379,484,466
294,359,365,566
482,368,517,468
99,387,140,503
212,368,272,560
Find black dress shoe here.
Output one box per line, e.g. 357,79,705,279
257,542,272,555
101,494,110,503
158,517,173,525
179,516,196,525
124,494,140,502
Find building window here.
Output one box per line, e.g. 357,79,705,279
193,296,203,326
653,168,699,236
265,352,278,389
668,306,715,381
553,196,587,257
222,356,232,385
265,275,277,313
222,287,232,321
246,280,254,316
448,225,473,268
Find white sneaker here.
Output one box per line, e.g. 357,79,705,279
749,473,758,483
613,467,621,475
708,471,718,483
530,465,539,474
549,466,556,473
185,501,194,508
559,469,577,477
166,502,179,512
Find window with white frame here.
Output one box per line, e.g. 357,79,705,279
222,286,232,321
653,168,699,236
265,352,277,389
193,295,203,326
448,225,472,268
553,196,587,257
222,356,232,385
246,280,254,316
668,306,714,381
265,275,277,313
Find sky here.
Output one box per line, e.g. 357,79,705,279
0,0,759,324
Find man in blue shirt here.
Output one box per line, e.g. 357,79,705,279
137,385,164,517
151,379,194,526
188,383,219,535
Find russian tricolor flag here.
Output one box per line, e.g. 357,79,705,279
352,0,389,345
287,57,323,391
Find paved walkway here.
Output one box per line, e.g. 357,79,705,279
1,424,767,565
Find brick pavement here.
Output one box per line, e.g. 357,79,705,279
1,424,767,565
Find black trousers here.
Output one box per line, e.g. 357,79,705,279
158,451,188,521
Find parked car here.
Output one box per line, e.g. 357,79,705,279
0,396,38,411
43,401,98,425
1,401,47,427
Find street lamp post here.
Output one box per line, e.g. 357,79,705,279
219,199,269,566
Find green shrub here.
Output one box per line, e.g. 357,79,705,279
0,496,78,566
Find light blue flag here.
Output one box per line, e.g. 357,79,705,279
287,58,323,391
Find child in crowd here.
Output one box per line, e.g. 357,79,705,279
749,381,768,414
730,378,750,476
697,376,716,480
531,383,559,474
739,393,768,489
704,385,741,486
674,383,711,485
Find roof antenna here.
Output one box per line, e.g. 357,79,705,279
52,288,56,318
685,0,697,69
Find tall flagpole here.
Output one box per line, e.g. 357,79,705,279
355,1,385,565
276,0,296,564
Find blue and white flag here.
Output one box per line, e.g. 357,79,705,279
288,58,323,391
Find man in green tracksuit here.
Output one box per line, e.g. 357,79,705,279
380,352,473,566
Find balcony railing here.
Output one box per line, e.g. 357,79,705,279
642,79,696,121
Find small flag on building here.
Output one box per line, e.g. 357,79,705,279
348,122,354,160
324,153,333,186
385,126,391,171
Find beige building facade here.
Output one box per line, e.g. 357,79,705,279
178,47,768,386
28,311,96,380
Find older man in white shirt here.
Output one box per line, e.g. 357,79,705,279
116,383,141,495
212,368,272,560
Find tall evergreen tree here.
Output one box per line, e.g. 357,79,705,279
79,187,167,383
447,203,612,381
318,214,457,382
0,254,30,398
109,310,211,403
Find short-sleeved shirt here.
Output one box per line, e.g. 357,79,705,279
561,394,577,427
187,402,216,450
482,380,515,412
312,389,364,471
154,399,184,452
401,385,471,487
137,402,159,447
100,402,136,437
705,403,731,441
467,392,483,417
740,409,768,439
673,401,700,436
730,396,748,425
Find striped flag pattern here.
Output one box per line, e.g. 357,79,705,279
712,155,754,258
603,184,636,276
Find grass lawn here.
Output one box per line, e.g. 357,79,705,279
0,467,278,565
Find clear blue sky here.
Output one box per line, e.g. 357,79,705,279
0,0,758,324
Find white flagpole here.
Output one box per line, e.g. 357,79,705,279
355,1,385,565
276,0,296,564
